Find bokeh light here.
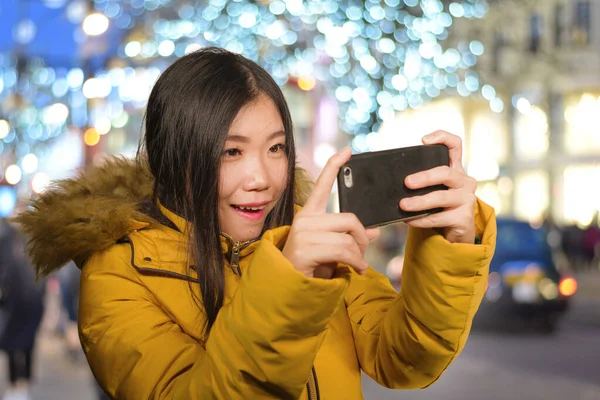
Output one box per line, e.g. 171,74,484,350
83,13,110,36
22,154,39,174
32,172,51,194
298,76,316,91
84,128,101,146
0,120,10,139
5,165,22,185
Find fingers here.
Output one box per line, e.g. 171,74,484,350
302,147,352,214
294,213,370,256
404,204,473,231
405,165,477,191
400,190,476,213
422,130,464,172
299,232,368,275
366,227,381,241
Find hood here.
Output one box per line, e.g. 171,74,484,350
14,156,314,277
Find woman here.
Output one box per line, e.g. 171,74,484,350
0,218,45,400
16,47,496,399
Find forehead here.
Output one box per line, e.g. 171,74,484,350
228,94,284,138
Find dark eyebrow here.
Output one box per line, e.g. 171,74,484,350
226,130,286,143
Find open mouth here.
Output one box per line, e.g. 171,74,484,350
230,203,269,221
231,205,267,213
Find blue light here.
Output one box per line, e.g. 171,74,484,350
433,73,446,88
346,6,363,21
376,91,394,107
482,84,496,100
490,98,504,113
405,0,419,7
323,2,338,13
381,20,395,34
360,55,377,71
377,38,396,53
449,3,464,18
352,134,368,153
445,74,458,87
464,75,479,91
3,131,16,143
226,2,243,17
369,6,386,21
178,4,195,19
456,82,470,96
52,78,69,97
269,1,286,15
336,86,353,102
435,13,451,29
105,3,121,18
214,15,230,30
426,85,441,98
238,12,257,28
0,186,17,218
281,31,297,45
463,52,477,66
365,25,382,40
469,41,484,56
203,6,220,21
407,93,423,108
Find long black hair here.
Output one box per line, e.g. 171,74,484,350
140,47,296,338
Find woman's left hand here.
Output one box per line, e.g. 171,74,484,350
399,130,477,244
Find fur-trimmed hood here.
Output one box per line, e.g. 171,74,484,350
14,156,313,276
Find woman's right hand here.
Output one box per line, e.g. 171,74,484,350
282,147,380,279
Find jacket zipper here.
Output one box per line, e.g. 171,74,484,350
229,241,243,276
222,232,255,276
223,234,320,400
306,367,320,400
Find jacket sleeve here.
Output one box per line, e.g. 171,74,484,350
345,198,496,389
78,229,351,400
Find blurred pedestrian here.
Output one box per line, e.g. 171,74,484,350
15,47,497,399
0,218,45,400
582,212,600,271
55,261,82,361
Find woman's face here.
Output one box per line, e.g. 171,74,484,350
218,94,289,242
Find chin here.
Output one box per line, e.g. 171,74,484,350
225,225,263,242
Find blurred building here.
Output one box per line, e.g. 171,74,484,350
475,0,600,227
375,0,600,227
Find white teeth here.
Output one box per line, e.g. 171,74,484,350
236,205,266,211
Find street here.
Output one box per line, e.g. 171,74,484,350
362,305,600,400
1,299,598,400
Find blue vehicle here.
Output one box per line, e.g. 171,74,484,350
475,218,577,333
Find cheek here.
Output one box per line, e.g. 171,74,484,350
272,159,289,193
218,165,235,201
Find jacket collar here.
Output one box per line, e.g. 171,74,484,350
156,201,294,260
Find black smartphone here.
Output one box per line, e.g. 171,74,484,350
336,144,450,228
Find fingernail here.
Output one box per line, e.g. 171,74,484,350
423,134,436,143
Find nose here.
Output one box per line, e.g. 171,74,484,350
242,156,270,192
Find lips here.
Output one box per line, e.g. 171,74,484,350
232,204,267,212
230,201,270,222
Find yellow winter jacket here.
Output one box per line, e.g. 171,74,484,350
15,157,496,400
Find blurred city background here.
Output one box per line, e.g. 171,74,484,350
0,0,599,399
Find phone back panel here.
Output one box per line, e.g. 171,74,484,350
337,144,450,228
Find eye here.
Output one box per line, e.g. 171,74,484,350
269,143,286,153
223,148,241,157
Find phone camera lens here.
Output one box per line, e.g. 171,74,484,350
344,167,351,176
